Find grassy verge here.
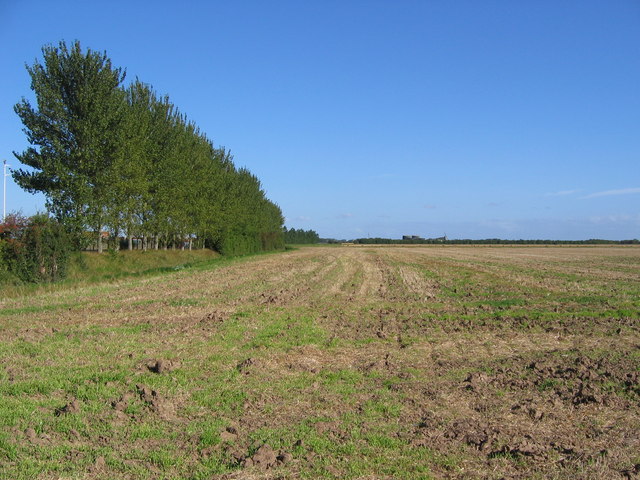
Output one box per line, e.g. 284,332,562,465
1,247,292,299
67,249,221,281
1,249,222,299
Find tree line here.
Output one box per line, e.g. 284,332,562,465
12,40,284,255
352,238,639,245
283,227,319,244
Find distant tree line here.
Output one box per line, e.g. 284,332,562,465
320,238,344,244
353,238,639,245
283,227,320,244
12,40,284,255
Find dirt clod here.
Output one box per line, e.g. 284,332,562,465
88,455,107,474
137,384,157,404
277,452,293,464
491,439,546,459
220,426,238,442
148,359,167,373
464,372,490,391
621,463,640,479
236,358,254,374
136,384,173,416
55,399,79,416
244,443,277,470
446,418,493,451
201,311,228,323
24,428,37,442
112,392,134,411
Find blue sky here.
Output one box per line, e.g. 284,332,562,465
1,0,639,240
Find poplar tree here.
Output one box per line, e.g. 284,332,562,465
13,40,126,252
116,80,156,249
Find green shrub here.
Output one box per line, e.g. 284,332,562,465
0,213,73,283
209,230,284,256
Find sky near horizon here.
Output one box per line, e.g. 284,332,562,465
1,0,639,240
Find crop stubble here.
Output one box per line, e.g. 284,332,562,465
0,245,638,479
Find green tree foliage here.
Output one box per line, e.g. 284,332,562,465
13,40,127,252
0,213,73,282
284,227,320,244
13,41,284,256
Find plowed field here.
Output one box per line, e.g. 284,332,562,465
1,245,639,479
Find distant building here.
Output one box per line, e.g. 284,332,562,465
402,235,423,240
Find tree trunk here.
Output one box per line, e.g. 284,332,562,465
97,229,103,254
128,235,133,250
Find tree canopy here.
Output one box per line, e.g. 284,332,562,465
283,227,319,244
13,40,284,254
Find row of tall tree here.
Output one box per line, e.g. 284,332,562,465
283,227,320,244
13,40,284,255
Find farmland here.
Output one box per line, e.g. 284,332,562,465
0,245,638,479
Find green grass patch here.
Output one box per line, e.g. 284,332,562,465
247,314,327,350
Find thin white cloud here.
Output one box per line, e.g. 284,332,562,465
544,189,580,197
478,219,518,232
583,187,640,199
589,214,640,225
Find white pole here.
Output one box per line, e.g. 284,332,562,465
3,160,10,223
3,160,6,222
